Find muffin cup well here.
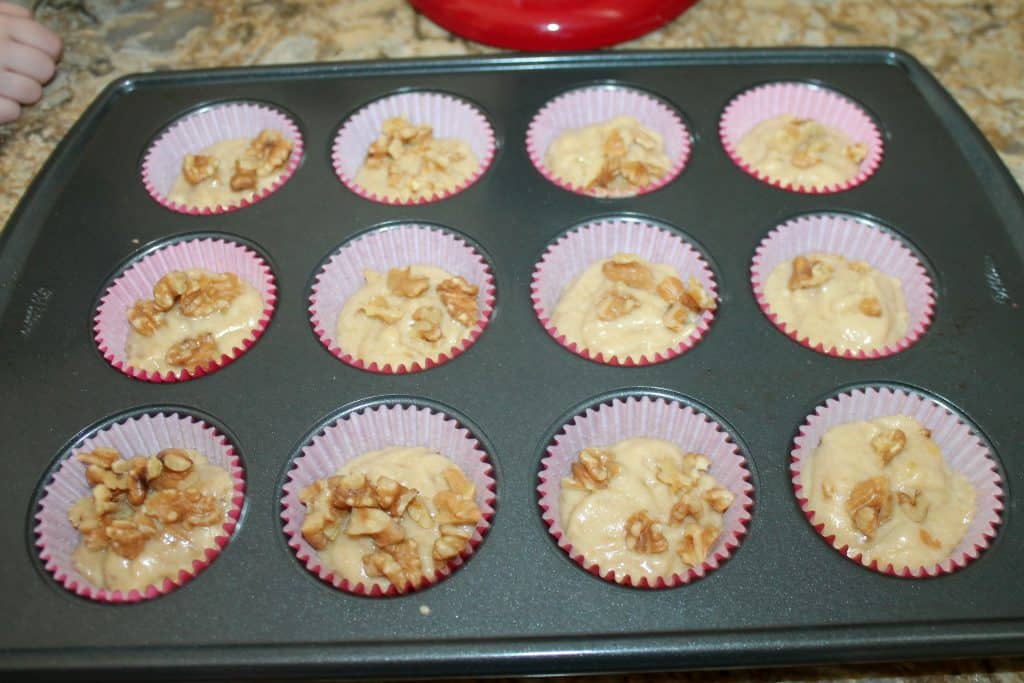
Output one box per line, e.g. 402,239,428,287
93,235,277,383
142,101,304,214
309,223,495,374
750,213,934,359
33,409,246,603
332,91,496,205
790,384,1003,578
719,81,883,193
526,85,691,197
280,400,496,597
538,392,753,588
531,217,717,366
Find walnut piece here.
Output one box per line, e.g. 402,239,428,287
360,296,402,324
432,524,472,561
144,488,222,528
301,510,339,550
434,490,482,526
372,476,419,518
363,116,468,197
436,276,479,327
364,538,423,590
845,142,868,164
587,127,666,193
597,290,640,321
229,160,258,192
791,138,829,169
705,486,735,513
328,473,377,510
178,272,244,318
670,493,704,525
678,522,720,567
859,297,883,317
153,271,190,311
871,428,906,465
128,300,166,336
105,514,158,560
602,253,654,290
625,511,668,554
387,267,430,298
566,447,620,491
919,528,942,550
165,333,219,369
182,154,218,185
412,306,444,342
248,129,293,176
847,476,893,538
788,255,833,290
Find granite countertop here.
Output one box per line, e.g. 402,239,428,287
1,1,1022,680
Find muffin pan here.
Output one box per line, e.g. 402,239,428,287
2,49,1023,678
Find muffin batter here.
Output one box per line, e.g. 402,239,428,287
763,252,908,353
551,253,714,360
802,415,975,571
559,437,734,583
544,115,672,197
299,446,483,592
335,265,479,369
736,115,867,188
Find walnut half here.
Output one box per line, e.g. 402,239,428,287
625,511,668,554
565,447,620,491
847,476,893,538
436,276,478,327
788,255,832,290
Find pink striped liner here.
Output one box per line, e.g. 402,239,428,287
142,101,303,214
34,411,246,603
93,236,277,383
309,224,495,374
538,394,753,588
750,213,934,359
720,81,883,193
281,402,496,596
526,85,691,197
791,385,1003,578
332,91,496,205
531,218,717,366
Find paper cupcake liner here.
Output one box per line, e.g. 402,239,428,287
538,393,754,588
309,223,495,374
526,85,691,197
332,91,496,205
94,235,278,383
790,384,1003,578
750,213,934,359
33,410,246,603
281,401,497,597
142,101,304,215
720,81,883,193
531,218,717,366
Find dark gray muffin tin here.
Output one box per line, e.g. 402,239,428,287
2,49,1023,678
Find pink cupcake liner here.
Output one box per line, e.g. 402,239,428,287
526,85,691,197
332,91,496,205
790,384,1003,578
538,393,754,588
531,218,717,366
309,223,495,374
750,213,934,359
281,401,497,597
34,410,246,603
94,235,278,383
720,81,884,193
142,101,304,215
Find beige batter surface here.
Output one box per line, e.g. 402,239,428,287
559,437,734,583
166,133,293,209
300,446,481,592
354,116,478,202
543,115,672,197
802,415,975,571
736,114,868,188
551,253,713,360
763,252,908,353
69,449,234,593
125,269,263,374
335,265,478,368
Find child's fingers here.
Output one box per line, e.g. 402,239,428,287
0,69,42,104
0,94,20,124
1,15,62,59
1,41,55,82
0,3,32,20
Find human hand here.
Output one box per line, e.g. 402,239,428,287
0,1,62,124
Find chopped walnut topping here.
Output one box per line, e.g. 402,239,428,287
586,127,666,194
443,467,475,498
678,522,720,567
363,116,467,197
432,524,473,561
791,137,829,169
372,476,419,518
705,486,735,513
656,276,686,303
625,511,668,554
565,447,620,491
412,306,444,342
182,154,218,185
148,448,196,491
406,495,434,529
165,333,219,369
656,461,692,494
434,490,482,526
78,447,119,469
328,473,377,510
788,255,833,290
248,129,294,176
919,528,942,550
178,272,244,318
301,510,339,550
153,271,191,311
897,489,930,523
346,507,396,538
847,476,893,538
229,160,258,192
360,296,402,324
364,538,423,589
871,428,906,465
602,253,655,290
144,488,221,528
387,267,430,298
620,160,656,187
128,300,166,336
597,289,640,322
130,271,245,339
663,301,692,331
859,297,883,317
436,276,479,327
670,493,704,525
105,514,159,560
845,143,868,165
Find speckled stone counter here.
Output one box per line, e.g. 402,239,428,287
1,1,1022,680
